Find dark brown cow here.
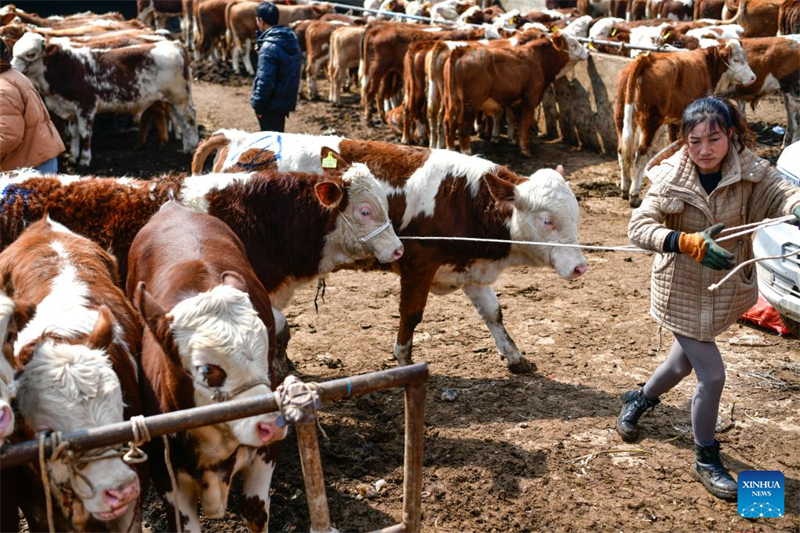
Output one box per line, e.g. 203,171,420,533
128,201,284,532
138,0,183,28
779,0,800,34
359,22,483,121
193,0,236,62
0,218,143,533
191,131,589,374
444,33,588,156
694,0,726,18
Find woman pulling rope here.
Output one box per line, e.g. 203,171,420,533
619,96,800,500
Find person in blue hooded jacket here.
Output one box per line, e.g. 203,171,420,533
250,2,302,132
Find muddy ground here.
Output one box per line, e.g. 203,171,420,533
66,59,799,533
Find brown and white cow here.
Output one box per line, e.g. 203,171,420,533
722,0,782,37
11,31,198,167
194,0,236,62
0,291,21,446
721,37,800,147
615,40,756,206
444,32,588,157
191,131,589,373
0,217,143,532
128,201,285,533
1,158,403,374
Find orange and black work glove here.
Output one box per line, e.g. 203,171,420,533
678,223,735,270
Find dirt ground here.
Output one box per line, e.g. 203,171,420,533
69,59,799,533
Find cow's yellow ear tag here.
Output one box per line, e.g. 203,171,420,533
322,151,338,169
611,27,617,36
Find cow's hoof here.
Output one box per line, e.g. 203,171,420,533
622,190,629,200
629,194,642,208
520,150,533,159
508,358,536,374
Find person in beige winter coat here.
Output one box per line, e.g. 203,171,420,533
617,97,800,500
0,38,64,173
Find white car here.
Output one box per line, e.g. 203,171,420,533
754,141,800,337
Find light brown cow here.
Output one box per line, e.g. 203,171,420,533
194,0,237,62
305,19,351,99
614,40,757,206
226,0,259,75
328,25,365,105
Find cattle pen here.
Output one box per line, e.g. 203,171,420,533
0,364,429,533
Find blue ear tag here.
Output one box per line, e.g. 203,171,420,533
322,151,338,169
276,414,287,428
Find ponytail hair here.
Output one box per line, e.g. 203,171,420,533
679,96,754,152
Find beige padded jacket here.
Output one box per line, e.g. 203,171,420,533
0,68,64,171
628,141,800,341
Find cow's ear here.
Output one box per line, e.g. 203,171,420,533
319,147,347,175
220,271,247,293
0,13,16,25
45,43,59,56
314,181,344,209
134,282,180,358
556,165,565,176
483,172,517,205
87,305,116,351
551,33,566,51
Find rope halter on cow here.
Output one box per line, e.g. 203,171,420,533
336,186,395,253
37,429,149,533
192,377,273,403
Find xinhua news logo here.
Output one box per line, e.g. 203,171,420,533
738,471,784,518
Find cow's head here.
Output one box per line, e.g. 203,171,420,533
552,31,589,64
716,39,756,90
15,306,140,524
484,166,588,280
318,148,404,265
134,277,287,448
10,32,55,90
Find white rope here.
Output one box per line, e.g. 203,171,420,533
716,215,796,243
708,250,800,292
398,235,650,252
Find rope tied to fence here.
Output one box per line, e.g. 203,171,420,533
275,375,327,438
128,415,182,533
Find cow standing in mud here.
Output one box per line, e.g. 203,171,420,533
192,131,588,373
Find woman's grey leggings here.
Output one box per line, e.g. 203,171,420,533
642,333,726,446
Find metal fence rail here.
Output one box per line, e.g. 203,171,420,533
310,0,483,27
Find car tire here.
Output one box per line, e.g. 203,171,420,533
780,313,800,338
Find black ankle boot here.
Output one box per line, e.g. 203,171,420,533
694,440,737,500
616,388,659,441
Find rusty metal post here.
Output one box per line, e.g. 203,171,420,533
402,383,425,533
295,420,338,533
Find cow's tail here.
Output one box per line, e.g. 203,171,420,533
719,0,746,24
191,133,230,175
619,55,649,155
224,0,235,51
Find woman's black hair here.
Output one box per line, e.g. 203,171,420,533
0,38,11,73
679,96,754,152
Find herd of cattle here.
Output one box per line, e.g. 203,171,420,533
0,0,796,531
1,0,799,204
